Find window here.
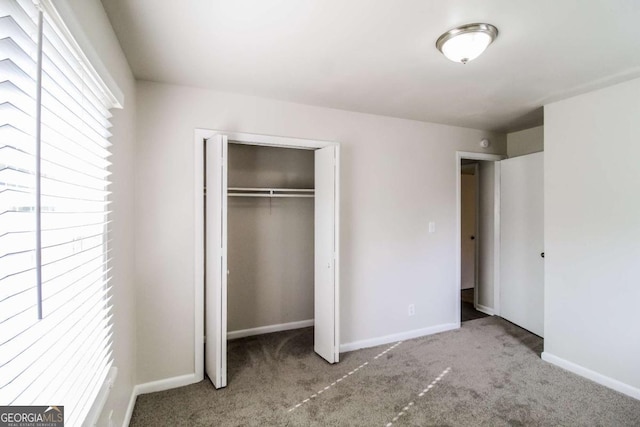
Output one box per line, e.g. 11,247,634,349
0,0,119,424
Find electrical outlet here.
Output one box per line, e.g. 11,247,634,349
408,304,415,316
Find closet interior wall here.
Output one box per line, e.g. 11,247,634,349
227,143,315,333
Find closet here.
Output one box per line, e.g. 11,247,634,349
227,144,315,339
204,132,340,389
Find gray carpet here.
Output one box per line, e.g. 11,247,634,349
130,317,640,426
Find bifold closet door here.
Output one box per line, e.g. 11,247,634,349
314,145,340,364
500,152,544,337
205,134,228,388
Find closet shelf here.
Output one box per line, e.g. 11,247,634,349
228,187,315,198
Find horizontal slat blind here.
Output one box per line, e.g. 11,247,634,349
0,3,39,402
0,0,116,425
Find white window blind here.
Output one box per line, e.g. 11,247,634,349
0,0,117,425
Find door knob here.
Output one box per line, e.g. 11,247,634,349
470,236,475,240
540,252,544,258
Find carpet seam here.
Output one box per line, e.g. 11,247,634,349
286,341,403,413
385,367,451,426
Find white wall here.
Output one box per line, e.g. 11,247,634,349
135,80,506,384
59,1,137,426
507,125,543,158
227,145,314,332
544,77,640,398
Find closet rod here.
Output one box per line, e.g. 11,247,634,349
228,193,314,198
227,187,315,198
228,187,314,193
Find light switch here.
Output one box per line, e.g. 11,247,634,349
429,222,436,233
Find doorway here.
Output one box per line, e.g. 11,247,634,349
226,143,315,340
455,152,504,325
225,143,316,382
196,130,340,389
460,162,486,322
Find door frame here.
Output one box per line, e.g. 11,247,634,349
194,129,340,382
455,151,505,326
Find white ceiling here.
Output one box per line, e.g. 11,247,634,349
101,0,640,132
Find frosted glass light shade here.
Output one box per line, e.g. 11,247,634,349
436,23,498,64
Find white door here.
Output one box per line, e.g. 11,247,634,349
500,152,544,337
460,171,477,290
205,134,228,388
314,145,340,363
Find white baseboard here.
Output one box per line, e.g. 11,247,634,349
541,352,640,401
340,323,458,353
122,388,137,427
227,319,314,340
135,373,201,396
475,304,495,316
122,373,202,426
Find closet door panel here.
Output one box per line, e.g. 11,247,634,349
500,152,544,337
205,134,228,388
314,145,339,363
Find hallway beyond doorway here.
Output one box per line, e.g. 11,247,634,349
461,289,489,322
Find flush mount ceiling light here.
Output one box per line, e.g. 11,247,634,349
436,23,498,64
